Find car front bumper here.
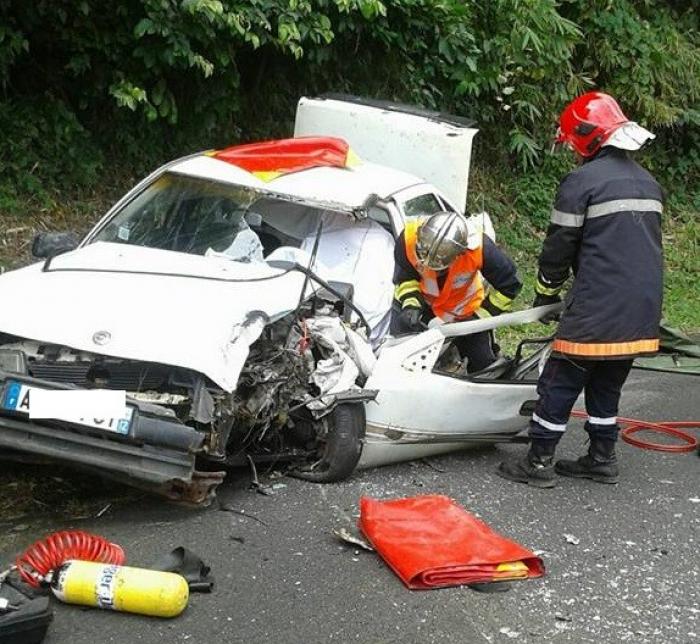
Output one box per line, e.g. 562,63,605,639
0,370,225,505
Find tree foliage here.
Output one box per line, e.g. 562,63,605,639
0,0,697,201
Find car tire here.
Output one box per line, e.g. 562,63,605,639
292,403,365,483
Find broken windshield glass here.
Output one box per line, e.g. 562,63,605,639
92,173,262,258
91,172,348,262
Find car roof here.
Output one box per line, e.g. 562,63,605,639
168,154,426,211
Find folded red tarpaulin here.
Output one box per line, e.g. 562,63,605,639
359,495,545,589
213,136,354,180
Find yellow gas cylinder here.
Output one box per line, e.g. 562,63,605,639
51,560,189,618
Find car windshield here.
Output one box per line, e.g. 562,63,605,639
91,173,267,259
90,171,367,265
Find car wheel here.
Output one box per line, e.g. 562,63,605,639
292,403,365,483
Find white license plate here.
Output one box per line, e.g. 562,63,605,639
2,381,133,435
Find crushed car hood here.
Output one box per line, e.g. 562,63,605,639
0,242,311,392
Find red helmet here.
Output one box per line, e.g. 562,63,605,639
556,92,629,157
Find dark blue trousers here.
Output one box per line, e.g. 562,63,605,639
529,356,633,444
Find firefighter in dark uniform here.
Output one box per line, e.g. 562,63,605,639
392,211,522,372
498,91,664,488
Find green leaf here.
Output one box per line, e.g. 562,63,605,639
134,18,154,39
438,39,453,64
151,79,166,106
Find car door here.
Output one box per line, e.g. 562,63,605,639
360,328,538,468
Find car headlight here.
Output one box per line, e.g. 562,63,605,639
0,349,28,375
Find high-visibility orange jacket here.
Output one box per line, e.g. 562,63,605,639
403,218,484,321
394,218,521,323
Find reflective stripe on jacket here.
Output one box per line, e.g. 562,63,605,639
403,218,485,322
538,147,664,359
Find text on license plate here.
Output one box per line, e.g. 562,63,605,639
2,381,133,435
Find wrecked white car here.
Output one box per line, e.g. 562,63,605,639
0,98,555,504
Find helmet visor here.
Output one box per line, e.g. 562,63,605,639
416,237,461,271
415,236,450,271
415,236,430,267
415,211,470,271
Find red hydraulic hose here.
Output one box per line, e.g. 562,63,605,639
571,410,699,453
16,530,125,587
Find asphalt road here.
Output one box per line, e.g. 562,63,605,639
1,370,698,643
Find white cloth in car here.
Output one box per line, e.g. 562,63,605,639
206,226,264,263
300,213,394,344
304,316,376,412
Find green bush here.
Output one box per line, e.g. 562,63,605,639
0,98,101,212
0,0,697,325
0,0,697,203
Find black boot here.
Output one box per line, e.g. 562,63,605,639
496,441,556,488
555,436,619,484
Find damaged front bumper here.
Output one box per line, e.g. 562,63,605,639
0,370,224,505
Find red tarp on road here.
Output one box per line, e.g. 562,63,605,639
359,495,544,589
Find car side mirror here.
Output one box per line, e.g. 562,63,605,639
32,232,80,259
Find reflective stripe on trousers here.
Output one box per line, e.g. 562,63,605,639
529,356,633,443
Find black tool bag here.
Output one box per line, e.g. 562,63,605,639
0,581,53,644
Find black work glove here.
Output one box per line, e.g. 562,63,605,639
532,293,561,324
398,307,425,333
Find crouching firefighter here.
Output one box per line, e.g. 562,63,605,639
392,211,522,373
498,91,664,488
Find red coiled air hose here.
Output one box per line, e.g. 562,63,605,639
571,410,699,453
16,530,125,587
